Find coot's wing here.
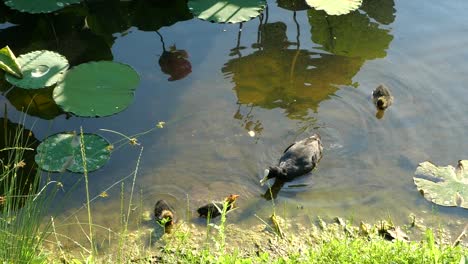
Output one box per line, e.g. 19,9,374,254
283,142,296,153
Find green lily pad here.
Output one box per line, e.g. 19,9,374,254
414,160,468,209
305,0,362,15
5,50,69,89
0,46,22,78
53,61,140,117
4,0,82,14
35,132,111,173
188,0,266,23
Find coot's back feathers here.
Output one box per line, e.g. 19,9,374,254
261,134,323,184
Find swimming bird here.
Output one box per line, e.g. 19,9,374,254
154,200,175,228
197,194,240,218
260,134,323,185
372,84,393,110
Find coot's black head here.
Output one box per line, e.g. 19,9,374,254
260,166,286,185
376,97,388,110
159,210,174,227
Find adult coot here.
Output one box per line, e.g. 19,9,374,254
260,134,323,185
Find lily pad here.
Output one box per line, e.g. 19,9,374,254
5,50,69,89
53,61,140,117
305,0,362,15
4,0,82,14
414,160,468,209
0,46,22,78
188,0,266,23
35,132,111,173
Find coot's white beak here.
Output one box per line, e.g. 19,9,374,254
260,169,270,186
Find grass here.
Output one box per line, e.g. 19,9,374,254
0,112,56,263
153,218,466,264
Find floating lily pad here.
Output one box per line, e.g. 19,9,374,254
188,0,266,23
0,46,22,78
305,0,362,15
414,160,468,209
4,0,82,14
53,61,140,117
5,50,69,89
35,132,111,173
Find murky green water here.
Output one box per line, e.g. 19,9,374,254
1,0,467,250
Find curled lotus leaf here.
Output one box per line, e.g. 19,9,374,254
5,50,69,89
305,0,362,15
0,46,22,78
4,0,82,14
413,160,468,209
188,0,266,23
53,61,140,117
35,132,111,173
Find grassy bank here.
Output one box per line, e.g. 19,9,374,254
47,202,467,264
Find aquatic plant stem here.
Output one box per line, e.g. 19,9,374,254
79,126,95,255
126,146,143,230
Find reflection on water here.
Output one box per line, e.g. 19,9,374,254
156,31,192,81
6,86,64,120
308,8,393,60
1,0,468,252
277,0,309,11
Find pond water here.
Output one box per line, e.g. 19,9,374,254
1,0,467,249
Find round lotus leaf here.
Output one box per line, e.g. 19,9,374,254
53,61,140,117
5,50,69,89
414,160,468,209
305,0,362,15
35,132,111,173
188,0,266,23
4,0,82,14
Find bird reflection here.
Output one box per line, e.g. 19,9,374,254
261,179,286,200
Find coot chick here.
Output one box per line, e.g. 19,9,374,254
372,84,393,110
260,134,323,185
197,194,240,218
154,200,175,228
